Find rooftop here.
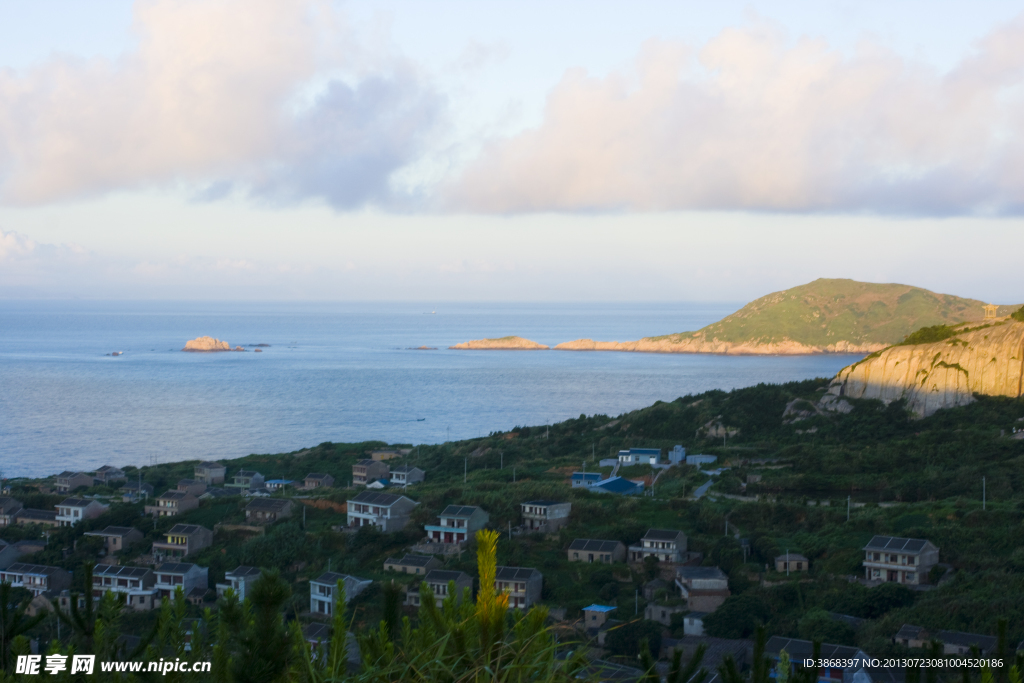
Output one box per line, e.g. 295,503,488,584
569,539,622,552
5,563,65,576
85,526,138,537
440,505,482,518
245,498,291,512
59,498,94,507
350,491,414,506
166,524,207,535
863,536,933,553
227,566,263,578
424,570,469,583
776,553,809,562
522,500,564,507
158,491,191,501
387,554,435,567
236,470,261,477
643,529,685,541
312,571,367,585
305,472,332,479
94,565,150,578
16,509,56,520
155,562,199,574
677,567,728,581
495,566,540,581
196,461,224,469
765,636,863,659
582,604,617,613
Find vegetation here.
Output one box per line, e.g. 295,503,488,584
647,278,1020,347
5,375,1024,677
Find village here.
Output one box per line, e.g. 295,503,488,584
1,433,1015,683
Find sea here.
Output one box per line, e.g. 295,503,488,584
0,301,863,478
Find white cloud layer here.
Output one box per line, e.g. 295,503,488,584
0,0,441,208
448,17,1024,214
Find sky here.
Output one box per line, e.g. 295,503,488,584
1,0,1024,302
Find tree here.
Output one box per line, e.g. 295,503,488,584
703,594,771,639
232,569,293,683
604,620,662,660
0,581,45,672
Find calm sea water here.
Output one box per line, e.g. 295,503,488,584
0,301,862,478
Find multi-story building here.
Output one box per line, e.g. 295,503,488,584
92,565,157,611
893,625,997,655
303,473,335,489
229,470,265,491
56,498,108,527
309,572,372,616
352,460,389,486
154,562,209,602
119,481,154,502
405,570,472,607
629,529,688,563
145,491,199,518
244,498,292,525
494,567,542,610
520,500,572,533
151,524,214,560
384,554,442,575
55,471,95,494
223,566,262,601
389,466,425,486
765,637,875,683
617,448,661,465
567,539,625,564
84,526,144,555
264,479,294,492
570,472,602,488
176,479,208,496
194,461,227,485
93,466,127,484
423,505,490,548
675,566,731,613
346,491,418,532
0,563,72,597
645,602,689,627
0,497,24,527
862,536,939,585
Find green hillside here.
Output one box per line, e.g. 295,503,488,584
652,278,1018,347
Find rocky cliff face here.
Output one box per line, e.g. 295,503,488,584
183,336,232,352
449,336,549,350
828,320,1024,416
554,337,885,355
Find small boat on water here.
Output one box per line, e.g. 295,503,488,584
417,418,426,421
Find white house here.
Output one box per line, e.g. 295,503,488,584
346,491,419,532
309,572,372,616
56,498,108,527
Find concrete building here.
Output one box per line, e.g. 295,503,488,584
494,566,542,610
424,505,489,548
176,480,208,496
93,466,127,484
347,491,418,532
309,572,372,615
154,562,209,602
617,448,661,465
668,445,686,465
582,604,616,631
152,524,213,560
384,554,442,575
84,526,144,555
683,612,707,636
646,603,689,627
520,500,572,533
120,481,154,502
893,625,997,655
567,539,625,564
389,466,425,487
629,529,688,563
55,471,95,494
229,470,265,491
676,566,731,613
0,497,24,527
145,491,199,518
0,563,72,597
264,479,294,492
304,473,335,489
862,536,939,585
405,569,473,607
223,566,262,601
244,498,293,524
775,553,809,573
570,472,603,488
352,460,389,486
92,565,157,611
15,509,59,527
194,461,226,485
686,454,718,467
56,498,108,527
765,637,884,683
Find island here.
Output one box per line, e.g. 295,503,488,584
182,336,246,352
449,336,549,350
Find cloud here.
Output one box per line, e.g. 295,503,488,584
0,0,441,209
0,229,36,260
447,17,1024,215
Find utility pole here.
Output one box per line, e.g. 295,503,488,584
508,521,511,541
464,458,467,484
513,467,516,483
635,589,638,615
592,443,595,461
847,495,851,522
786,549,790,576
500,451,503,469
303,505,306,529
983,477,986,511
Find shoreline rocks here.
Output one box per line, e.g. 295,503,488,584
182,336,246,352
552,337,884,355
449,336,549,350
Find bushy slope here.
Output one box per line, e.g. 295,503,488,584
651,278,1017,348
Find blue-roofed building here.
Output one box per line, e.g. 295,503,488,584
686,454,718,467
264,479,294,492
589,476,644,496
582,604,616,630
571,472,603,488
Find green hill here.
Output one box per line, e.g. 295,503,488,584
651,278,1018,351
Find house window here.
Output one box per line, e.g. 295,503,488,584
573,552,579,560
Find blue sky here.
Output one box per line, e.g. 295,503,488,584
1,0,1024,302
